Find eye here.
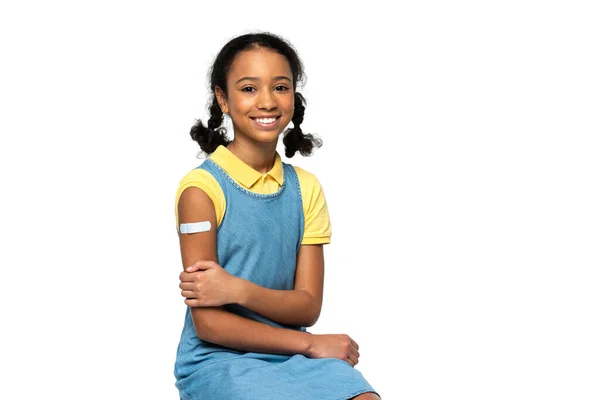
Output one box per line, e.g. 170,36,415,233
241,87,256,93
274,85,289,92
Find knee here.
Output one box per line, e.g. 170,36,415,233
351,392,381,400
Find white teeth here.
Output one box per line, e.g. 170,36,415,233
255,117,276,124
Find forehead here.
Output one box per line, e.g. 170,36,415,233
228,47,292,81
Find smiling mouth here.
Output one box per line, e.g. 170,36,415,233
250,116,281,128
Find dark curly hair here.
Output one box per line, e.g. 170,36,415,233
190,32,322,158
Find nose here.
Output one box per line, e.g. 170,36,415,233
257,90,277,110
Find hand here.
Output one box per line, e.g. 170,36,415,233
306,334,360,367
179,261,240,307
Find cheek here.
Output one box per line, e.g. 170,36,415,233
229,94,253,114
280,94,295,115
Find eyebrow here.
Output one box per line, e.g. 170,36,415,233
235,76,292,84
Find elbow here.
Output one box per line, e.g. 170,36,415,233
304,305,322,327
300,293,322,327
305,318,318,328
194,321,215,341
191,308,221,342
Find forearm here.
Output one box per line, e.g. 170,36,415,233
191,306,313,355
235,279,321,327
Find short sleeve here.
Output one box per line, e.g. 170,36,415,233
294,166,332,245
175,167,226,229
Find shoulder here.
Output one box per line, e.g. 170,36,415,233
176,164,223,198
292,165,324,194
175,165,220,210
178,164,215,186
175,164,226,226
291,165,328,213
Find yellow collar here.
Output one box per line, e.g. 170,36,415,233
210,145,284,189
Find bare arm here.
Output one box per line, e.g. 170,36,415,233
233,244,324,327
178,186,312,354
181,236,324,327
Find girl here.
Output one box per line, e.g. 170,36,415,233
174,32,379,400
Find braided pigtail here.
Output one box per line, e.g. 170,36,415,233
282,92,322,158
190,96,231,155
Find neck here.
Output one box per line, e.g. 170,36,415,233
226,138,278,174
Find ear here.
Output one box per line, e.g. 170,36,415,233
215,87,229,114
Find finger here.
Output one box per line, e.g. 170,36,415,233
181,290,195,298
184,298,202,307
349,337,359,351
179,282,195,290
180,271,208,283
185,260,216,272
180,272,197,282
184,261,203,273
350,347,360,359
346,355,357,367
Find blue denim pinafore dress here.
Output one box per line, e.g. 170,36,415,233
174,159,376,400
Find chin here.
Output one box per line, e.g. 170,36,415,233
251,133,282,144
247,128,284,142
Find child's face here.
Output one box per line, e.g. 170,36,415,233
217,47,294,145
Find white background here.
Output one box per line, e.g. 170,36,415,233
1,1,599,399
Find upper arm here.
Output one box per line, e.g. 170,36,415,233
293,244,324,308
294,166,332,245
293,168,329,313
177,186,218,266
177,186,224,334
175,168,226,228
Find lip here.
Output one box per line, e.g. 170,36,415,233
250,115,281,130
250,115,281,119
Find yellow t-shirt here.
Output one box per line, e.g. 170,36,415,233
175,145,331,245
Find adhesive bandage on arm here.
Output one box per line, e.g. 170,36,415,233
179,221,212,234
